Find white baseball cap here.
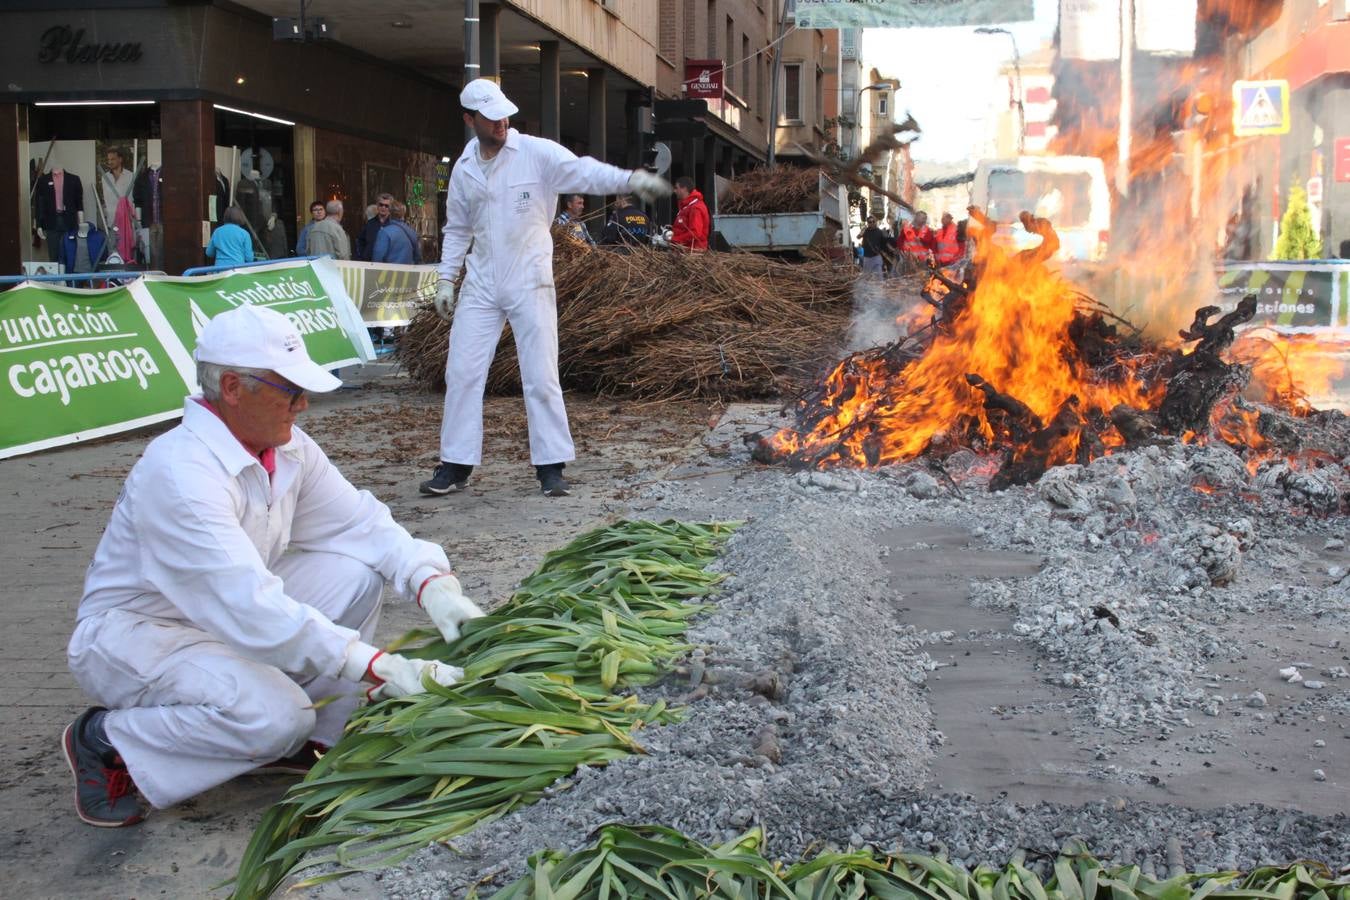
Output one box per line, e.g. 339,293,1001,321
460,78,518,120
194,304,342,393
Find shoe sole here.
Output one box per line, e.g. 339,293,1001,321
419,481,468,496
541,485,571,497
62,720,146,828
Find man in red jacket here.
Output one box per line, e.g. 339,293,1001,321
899,211,935,267
670,176,710,251
932,212,963,266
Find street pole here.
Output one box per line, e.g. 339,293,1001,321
766,0,788,167
974,28,1024,156
1116,0,1133,197
464,0,480,142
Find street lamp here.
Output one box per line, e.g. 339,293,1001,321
853,82,891,157
975,26,1024,155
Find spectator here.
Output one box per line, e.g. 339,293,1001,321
554,194,596,246
600,193,651,246
669,176,710,251
371,200,423,264
295,200,326,255
860,215,887,276
899,210,935,267
205,207,255,269
306,200,351,260
933,212,962,267
355,193,393,261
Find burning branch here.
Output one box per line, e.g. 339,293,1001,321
795,116,920,214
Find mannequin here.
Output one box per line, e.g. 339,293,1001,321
59,219,106,274
264,210,289,261
133,163,164,269
34,147,85,262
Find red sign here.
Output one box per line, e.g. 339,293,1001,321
683,59,724,100
1335,138,1350,183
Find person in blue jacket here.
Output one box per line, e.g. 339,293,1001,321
206,207,256,269
371,200,422,264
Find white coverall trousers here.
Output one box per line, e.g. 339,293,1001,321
439,283,573,466
66,551,382,809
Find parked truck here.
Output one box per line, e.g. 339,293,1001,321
712,172,849,256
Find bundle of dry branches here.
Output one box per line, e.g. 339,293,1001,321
717,166,822,214
396,240,859,401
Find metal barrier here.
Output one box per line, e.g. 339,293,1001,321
0,271,163,288
182,255,324,277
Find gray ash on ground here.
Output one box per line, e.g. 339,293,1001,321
355,428,1348,899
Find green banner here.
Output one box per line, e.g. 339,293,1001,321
1218,262,1345,331
0,282,192,458
795,0,1033,29
140,260,372,368
336,260,436,327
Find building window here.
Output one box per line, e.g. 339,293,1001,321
725,16,735,92
878,93,888,117
742,35,751,105
757,55,766,119
815,67,823,125
783,62,801,120
707,0,717,59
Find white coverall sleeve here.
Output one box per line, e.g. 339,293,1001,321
538,139,635,198
438,167,475,283
288,438,452,599
134,463,368,680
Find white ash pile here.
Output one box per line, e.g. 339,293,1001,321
956,436,1349,729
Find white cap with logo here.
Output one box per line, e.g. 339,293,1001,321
460,78,518,121
194,304,342,393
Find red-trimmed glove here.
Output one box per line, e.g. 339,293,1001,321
342,645,462,701
417,573,486,643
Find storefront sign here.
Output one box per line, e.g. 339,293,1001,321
1218,263,1346,332
336,261,436,327
0,261,374,459
1335,138,1350,183
1231,80,1290,137
795,0,1033,28
684,60,724,100
1134,0,1195,56
38,25,142,64
0,283,190,458
1061,0,1121,61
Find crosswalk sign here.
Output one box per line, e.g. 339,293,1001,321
1232,80,1290,136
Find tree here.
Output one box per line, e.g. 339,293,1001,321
1271,185,1322,260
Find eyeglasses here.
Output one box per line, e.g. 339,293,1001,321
377,202,391,208
246,374,306,409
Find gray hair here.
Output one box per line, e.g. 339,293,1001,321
198,361,271,401
325,200,343,215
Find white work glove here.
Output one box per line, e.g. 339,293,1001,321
627,170,672,204
434,280,457,321
340,643,463,701
418,573,487,643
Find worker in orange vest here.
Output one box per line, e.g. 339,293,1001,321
933,212,962,266
898,211,935,267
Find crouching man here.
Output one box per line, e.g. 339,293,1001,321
62,304,485,827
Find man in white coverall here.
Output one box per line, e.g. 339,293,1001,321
421,78,671,498
63,304,486,827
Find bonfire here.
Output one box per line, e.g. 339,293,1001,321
755,208,1344,492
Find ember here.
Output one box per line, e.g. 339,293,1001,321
755,212,1339,491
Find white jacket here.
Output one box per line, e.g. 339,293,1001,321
74,398,449,680
438,129,634,294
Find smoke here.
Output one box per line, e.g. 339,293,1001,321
845,275,928,351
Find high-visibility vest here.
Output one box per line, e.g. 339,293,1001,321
901,225,931,257
934,223,961,265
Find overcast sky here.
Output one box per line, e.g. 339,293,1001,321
860,0,1059,164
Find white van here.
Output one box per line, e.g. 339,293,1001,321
970,156,1111,262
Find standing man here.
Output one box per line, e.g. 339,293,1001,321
860,215,887,276
669,176,710,251
307,200,351,260
372,200,423,264
62,305,484,827
600,193,651,247
355,193,394,261
899,211,935,268
296,200,327,255
932,212,962,267
553,194,596,246
422,78,670,498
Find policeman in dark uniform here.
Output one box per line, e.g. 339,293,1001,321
600,193,651,248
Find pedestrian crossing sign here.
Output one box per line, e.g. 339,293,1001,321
1232,80,1290,136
